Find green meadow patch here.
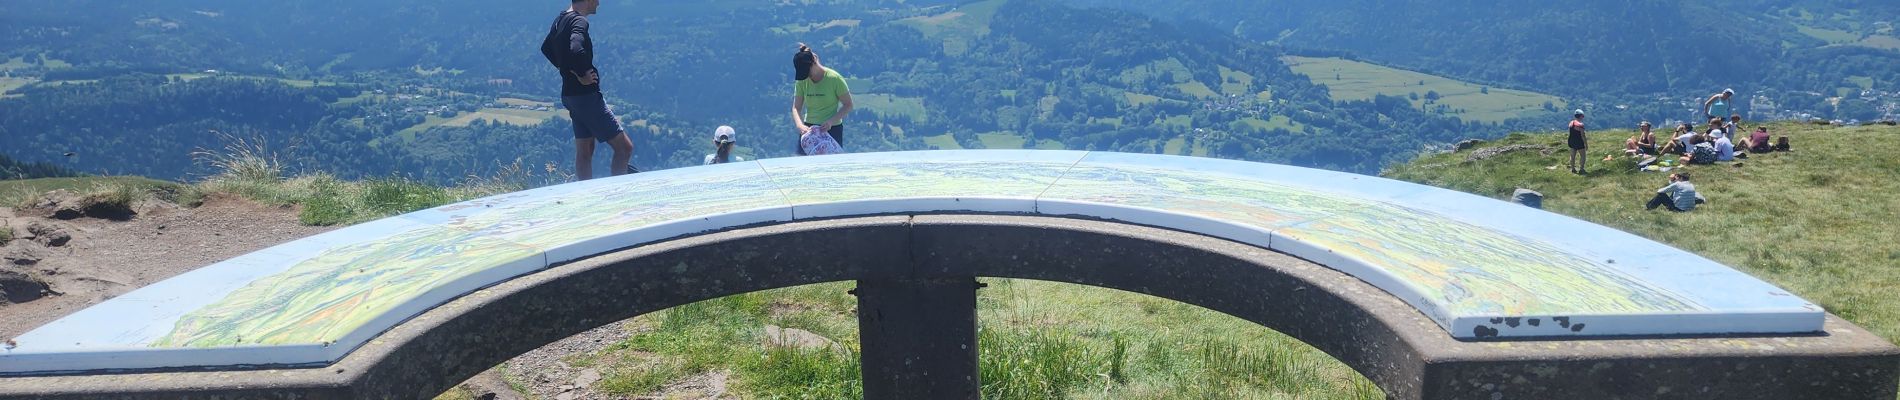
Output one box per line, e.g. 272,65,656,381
896,0,1007,56
854,94,929,124
1281,56,1563,123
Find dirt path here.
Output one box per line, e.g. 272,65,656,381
0,195,334,339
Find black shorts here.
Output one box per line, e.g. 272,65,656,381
795,124,844,155
561,93,625,143
1567,133,1587,150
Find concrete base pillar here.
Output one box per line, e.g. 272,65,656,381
855,277,981,400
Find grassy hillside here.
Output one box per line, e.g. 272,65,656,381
1282,56,1563,124
1385,122,1900,343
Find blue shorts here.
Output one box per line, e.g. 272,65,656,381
561,93,625,143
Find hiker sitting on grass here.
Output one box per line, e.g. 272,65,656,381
1645,172,1704,212
1741,126,1774,153
1663,123,1697,155
1625,121,1658,156
1714,133,1736,162
1678,135,1718,165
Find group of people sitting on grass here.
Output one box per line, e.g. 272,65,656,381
1604,90,1795,212
1623,116,1790,166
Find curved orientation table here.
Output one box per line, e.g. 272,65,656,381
0,150,1830,376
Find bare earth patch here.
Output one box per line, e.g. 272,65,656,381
0,195,333,339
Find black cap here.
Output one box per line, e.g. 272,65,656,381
793,48,816,81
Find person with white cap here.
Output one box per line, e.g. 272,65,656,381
704,125,746,165
1703,88,1736,121
1567,109,1588,175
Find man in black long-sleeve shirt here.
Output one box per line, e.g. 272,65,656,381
542,0,633,180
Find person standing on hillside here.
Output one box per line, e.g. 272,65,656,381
789,43,853,155
541,0,634,180
1703,89,1736,121
1566,110,1588,175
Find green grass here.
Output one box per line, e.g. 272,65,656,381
330,92,382,107
923,134,964,150
1118,58,1193,86
770,19,862,34
1163,137,1189,155
182,139,556,226
4,53,73,71
0,57,31,71
412,65,464,76
1217,65,1255,96
896,0,1006,56
977,132,1025,149
1385,123,1900,346
1239,115,1304,133
440,108,560,128
38,54,70,69
0,77,35,96
1281,56,1563,123
1173,81,1218,99
969,132,1064,150
1848,76,1876,90
573,279,1380,399
1796,24,1863,44
396,114,455,139
0,177,185,209
1123,92,1162,107
496,97,552,108
0,225,13,246
854,94,929,124
164,73,324,88
1858,35,1900,50
1160,115,1192,129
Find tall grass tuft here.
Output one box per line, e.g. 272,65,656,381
194,134,284,185
979,326,1101,399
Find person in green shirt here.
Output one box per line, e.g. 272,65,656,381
789,43,853,155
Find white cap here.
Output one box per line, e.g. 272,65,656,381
1574,109,1586,116
713,126,736,143
1723,88,1735,95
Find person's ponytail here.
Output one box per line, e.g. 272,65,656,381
713,141,734,164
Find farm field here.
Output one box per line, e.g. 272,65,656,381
1281,56,1563,123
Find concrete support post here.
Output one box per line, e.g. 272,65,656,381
855,277,981,400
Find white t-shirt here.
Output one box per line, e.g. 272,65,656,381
703,154,746,165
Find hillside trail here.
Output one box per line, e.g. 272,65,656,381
0,194,334,340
